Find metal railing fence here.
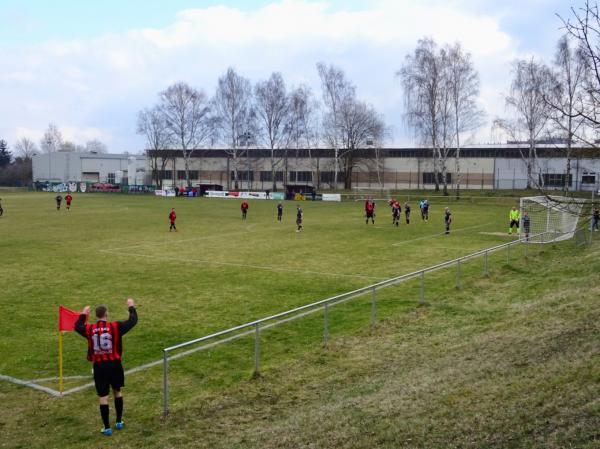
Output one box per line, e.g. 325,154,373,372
161,230,572,417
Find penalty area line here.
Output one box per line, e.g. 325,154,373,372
391,222,494,247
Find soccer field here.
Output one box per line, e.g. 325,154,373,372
0,193,519,388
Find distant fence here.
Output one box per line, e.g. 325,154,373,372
161,230,585,417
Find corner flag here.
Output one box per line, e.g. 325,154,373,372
58,306,86,394
58,305,81,331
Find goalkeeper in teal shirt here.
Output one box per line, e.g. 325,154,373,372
509,206,520,234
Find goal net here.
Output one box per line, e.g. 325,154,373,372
520,196,586,243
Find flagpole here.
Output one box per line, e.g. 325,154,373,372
58,330,63,395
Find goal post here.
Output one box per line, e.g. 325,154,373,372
520,196,586,243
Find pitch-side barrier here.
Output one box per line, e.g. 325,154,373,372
161,230,571,417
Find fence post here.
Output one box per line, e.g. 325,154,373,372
455,259,461,289
484,250,488,276
420,271,425,304
371,287,377,328
323,303,329,346
162,350,169,418
540,233,544,254
254,323,260,376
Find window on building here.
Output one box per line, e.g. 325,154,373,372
160,170,172,180
260,171,284,182
232,171,254,181
423,172,452,184
107,172,115,184
582,173,596,184
543,173,572,187
290,171,312,182
320,171,345,183
177,170,198,180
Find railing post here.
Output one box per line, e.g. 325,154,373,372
323,303,329,346
455,259,461,289
419,271,425,304
484,250,488,276
371,287,377,328
254,323,260,376
162,350,169,418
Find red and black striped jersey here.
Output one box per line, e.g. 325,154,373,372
75,307,138,363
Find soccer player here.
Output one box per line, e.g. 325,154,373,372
169,208,177,232
277,202,283,222
422,200,430,221
65,193,73,210
509,206,520,234
404,202,411,224
365,198,376,225
593,207,599,231
296,205,303,232
75,298,138,436
391,200,401,227
55,194,63,210
0,198,3,217
444,207,452,234
241,201,249,220
522,211,531,240
419,199,425,221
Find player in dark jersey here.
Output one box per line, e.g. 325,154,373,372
65,193,73,210
55,194,63,210
422,200,430,221
296,205,303,232
241,201,249,220
404,202,411,224
75,299,138,436
522,211,531,241
391,200,401,227
0,198,3,217
365,199,376,225
169,208,177,232
277,202,283,222
444,207,452,234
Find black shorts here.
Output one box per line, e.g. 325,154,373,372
510,219,519,227
366,211,374,218
93,360,125,397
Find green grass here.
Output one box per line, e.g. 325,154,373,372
0,192,597,449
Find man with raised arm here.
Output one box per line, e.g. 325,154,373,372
75,299,138,436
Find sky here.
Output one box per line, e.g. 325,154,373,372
0,0,580,153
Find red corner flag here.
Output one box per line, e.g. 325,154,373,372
58,305,84,332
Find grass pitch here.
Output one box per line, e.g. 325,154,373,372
0,192,597,448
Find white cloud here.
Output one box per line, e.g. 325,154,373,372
0,0,547,151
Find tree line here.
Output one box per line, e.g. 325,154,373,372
138,63,387,191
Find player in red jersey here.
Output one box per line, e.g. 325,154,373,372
241,201,249,220
65,193,73,210
365,198,376,225
75,299,138,436
391,199,401,227
169,208,177,232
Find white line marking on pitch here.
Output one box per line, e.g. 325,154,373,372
391,222,494,247
0,373,61,397
102,249,382,281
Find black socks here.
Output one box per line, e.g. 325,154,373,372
115,397,123,422
100,404,110,429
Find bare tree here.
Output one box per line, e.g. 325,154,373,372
160,82,212,188
254,72,290,192
544,35,587,192
213,68,255,190
14,137,38,160
495,58,553,189
289,85,320,189
40,123,63,153
85,139,108,154
137,106,172,188
560,0,600,131
398,38,445,192
446,43,484,198
317,62,355,189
